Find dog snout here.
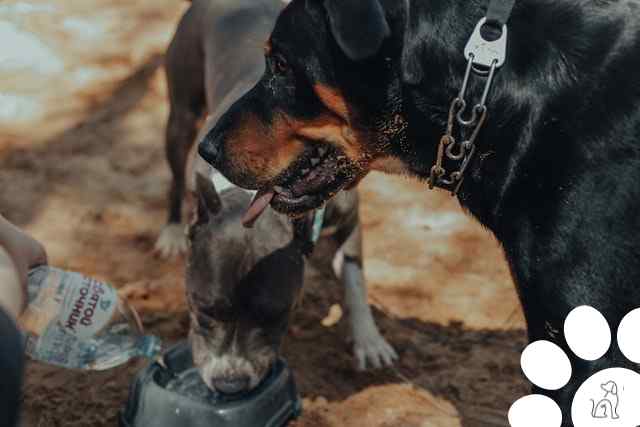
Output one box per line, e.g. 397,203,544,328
210,375,250,395
198,104,239,170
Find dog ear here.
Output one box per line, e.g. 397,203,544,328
601,381,617,394
195,173,222,223
323,0,390,61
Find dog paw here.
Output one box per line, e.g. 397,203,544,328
353,327,398,371
154,224,187,258
509,306,640,427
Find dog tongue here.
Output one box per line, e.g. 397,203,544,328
242,190,275,228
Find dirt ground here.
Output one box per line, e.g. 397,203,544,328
0,1,529,426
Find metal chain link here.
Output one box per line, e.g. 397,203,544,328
427,56,496,195
427,8,509,196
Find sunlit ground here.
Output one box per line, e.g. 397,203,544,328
0,2,525,426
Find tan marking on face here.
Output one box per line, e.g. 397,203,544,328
297,123,365,161
224,89,370,185
309,84,382,164
313,84,350,121
223,109,369,184
264,40,272,55
225,113,305,183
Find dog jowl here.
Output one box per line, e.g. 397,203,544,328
198,0,413,224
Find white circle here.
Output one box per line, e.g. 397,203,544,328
564,305,611,361
571,367,640,427
617,308,640,363
509,394,562,427
521,340,572,390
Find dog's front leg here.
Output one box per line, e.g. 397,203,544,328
339,225,398,370
155,10,206,259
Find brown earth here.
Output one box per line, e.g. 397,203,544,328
0,1,528,426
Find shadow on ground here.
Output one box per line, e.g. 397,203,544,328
22,266,527,427
287,268,528,427
0,53,164,227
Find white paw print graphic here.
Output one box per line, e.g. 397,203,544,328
509,306,640,427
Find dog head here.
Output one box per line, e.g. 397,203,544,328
186,173,304,395
600,381,618,396
198,0,411,219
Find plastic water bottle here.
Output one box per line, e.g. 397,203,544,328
18,266,161,370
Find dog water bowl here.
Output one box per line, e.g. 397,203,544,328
120,341,301,427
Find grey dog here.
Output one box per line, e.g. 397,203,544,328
159,0,397,394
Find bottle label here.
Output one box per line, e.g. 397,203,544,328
58,272,117,339
21,267,119,368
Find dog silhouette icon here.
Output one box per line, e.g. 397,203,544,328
590,380,620,419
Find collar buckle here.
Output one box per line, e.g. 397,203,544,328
464,17,508,74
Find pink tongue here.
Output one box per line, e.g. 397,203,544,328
242,190,275,228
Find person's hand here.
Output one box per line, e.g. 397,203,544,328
0,215,48,313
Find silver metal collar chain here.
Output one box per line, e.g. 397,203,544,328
427,17,508,195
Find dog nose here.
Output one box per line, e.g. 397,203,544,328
198,132,222,167
211,376,250,395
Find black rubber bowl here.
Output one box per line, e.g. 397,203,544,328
120,341,301,427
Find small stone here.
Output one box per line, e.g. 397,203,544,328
321,304,343,327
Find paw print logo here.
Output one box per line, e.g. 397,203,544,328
509,306,640,427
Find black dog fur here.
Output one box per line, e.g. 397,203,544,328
198,0,640,423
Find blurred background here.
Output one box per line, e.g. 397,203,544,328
0,1,527,426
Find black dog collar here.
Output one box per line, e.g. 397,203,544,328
427,0,515,195
486,0,515,31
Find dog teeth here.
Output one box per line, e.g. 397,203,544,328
310,158,320,166
275,186,295,197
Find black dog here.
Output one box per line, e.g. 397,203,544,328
198,0,640,423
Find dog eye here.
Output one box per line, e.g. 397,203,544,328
273,54,289,75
